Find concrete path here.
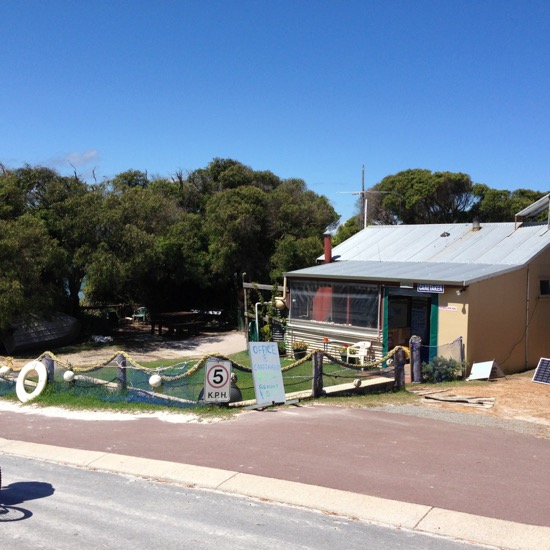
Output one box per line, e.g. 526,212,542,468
1,403,549,549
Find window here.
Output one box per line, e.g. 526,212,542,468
540,280,550,296
289,280,379,328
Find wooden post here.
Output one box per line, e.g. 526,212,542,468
393,347,406,391
116,354,127,392
312,351,324,397
42,354,55,383
410,335,422,383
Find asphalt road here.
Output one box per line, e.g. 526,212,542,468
2,399,550,549
1,403,548,528
0,454,484,550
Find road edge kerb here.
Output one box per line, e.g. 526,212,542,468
1,437,549,550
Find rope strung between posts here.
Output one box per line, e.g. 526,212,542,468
322,346,409,370
0,346,410,383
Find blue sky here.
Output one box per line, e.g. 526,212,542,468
2,0,550,222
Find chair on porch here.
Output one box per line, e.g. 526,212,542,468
347,341,373,366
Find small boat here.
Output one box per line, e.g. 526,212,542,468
2,313,80,355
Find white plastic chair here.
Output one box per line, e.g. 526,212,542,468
347,341,372,366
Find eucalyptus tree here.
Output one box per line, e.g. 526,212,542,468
0,159,341,328
83,181,184,309
0,165,95,318
110,169,149,189
204,185,270,280
0,214,66,332
191,161,339,282
267,178,339,279
269,235,326,281
370,169,476,224
333,215,360,245
470,185,547,222
37,178,106,314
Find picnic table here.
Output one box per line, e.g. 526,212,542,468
150,311,203,336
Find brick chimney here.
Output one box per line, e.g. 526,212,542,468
324,232,332,263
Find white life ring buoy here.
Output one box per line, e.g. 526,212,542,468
16,360,48,403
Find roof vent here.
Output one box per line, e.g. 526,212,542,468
472,219,481,232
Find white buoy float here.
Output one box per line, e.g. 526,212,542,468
149,374,162,388
63,370,75,383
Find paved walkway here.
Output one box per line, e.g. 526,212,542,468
1,402,549,549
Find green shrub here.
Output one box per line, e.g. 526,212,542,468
421,356,464,383
259,324,272,342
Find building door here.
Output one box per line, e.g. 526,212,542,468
384,288,437,362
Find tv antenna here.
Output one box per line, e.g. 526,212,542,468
337,165,367,229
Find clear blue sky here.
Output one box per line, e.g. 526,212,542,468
2,0,550,222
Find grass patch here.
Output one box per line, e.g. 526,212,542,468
18,381,239,418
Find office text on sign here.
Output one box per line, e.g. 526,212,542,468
249,342,286,406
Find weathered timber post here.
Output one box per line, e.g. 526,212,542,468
42,354,55,383
312,351,324,397
410,335,422,383
116,354,127,392
393,347,406,391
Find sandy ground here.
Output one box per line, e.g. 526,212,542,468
410,370,550,428
9,329,248,366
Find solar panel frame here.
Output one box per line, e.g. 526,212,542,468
532,357,550,385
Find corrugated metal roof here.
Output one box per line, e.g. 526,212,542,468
285,221,550,285
286,260,518,285
325,222,550,265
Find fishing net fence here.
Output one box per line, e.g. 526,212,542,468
0,346,409,408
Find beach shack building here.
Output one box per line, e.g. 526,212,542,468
283,200,550,374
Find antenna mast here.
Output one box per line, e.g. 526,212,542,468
360,164,365,230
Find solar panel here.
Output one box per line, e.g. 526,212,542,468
532,358,550,385
467,360,505,381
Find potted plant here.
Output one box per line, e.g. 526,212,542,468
338,344,350,362
339,344,358,364
292,340,308,360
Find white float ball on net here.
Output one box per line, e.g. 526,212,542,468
149,374,162,388
353,378,362,388
63,370,75,382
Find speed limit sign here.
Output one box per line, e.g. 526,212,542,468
204,358,232,403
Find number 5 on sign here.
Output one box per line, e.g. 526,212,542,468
204,358,232,403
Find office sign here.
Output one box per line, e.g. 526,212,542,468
249,342,286,406
417,284,444,293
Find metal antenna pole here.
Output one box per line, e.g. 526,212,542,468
359,164,365,230
361,164,367,229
